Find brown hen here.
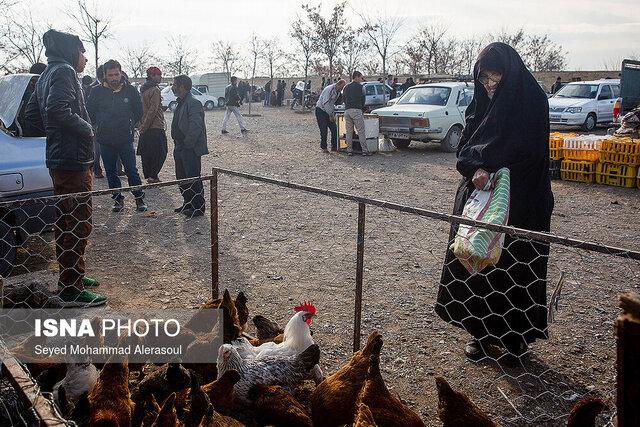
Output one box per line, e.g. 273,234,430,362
248,383,312,427
357,355,425,427
151,393,183,427
567,397,604,427
435,376,498,427
176,369,241,416
311,330,383,427
88,354,134,427
353,403,378,427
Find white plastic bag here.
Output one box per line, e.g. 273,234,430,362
378,137,395,152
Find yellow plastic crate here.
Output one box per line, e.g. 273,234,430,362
560,160,596,183
549,132,577,160
563,148,599,161
598,138,640,166
596,162,638,188
563,135,604,161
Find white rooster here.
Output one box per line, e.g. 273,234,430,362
232,301,324,383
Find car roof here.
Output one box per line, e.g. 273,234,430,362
409,82,474,89
0,73,36,129
566,79,620,86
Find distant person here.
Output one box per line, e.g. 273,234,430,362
306,80,311,90
86,59,146,213
315,78,346,152
551,76,562,94
137,66,167,184
15,62,46,136
264,80,271,106
343,71,371,156
222,76,248,134
171,75,208,217
321,75,326,89
81,75,93,100
25,29,106,307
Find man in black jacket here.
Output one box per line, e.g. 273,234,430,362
25,29,106,307
222,76,248,134
343,71,371,156
171,75,208,217
86,59,146,212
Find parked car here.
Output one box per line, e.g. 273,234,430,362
161,86,219,111
0,74,55,276
548,79,620,131
334,82,395,112
374,82,474,152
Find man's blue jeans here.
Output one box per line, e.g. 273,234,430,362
264,92,270,106
100,142,145,200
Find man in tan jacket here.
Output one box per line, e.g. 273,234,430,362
137,66,167,183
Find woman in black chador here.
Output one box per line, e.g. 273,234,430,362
435,42,554,363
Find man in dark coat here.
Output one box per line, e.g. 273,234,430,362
222,76,247,134
137,66,167,183
436,43,553,364
171,75,208,217
551,76,563,94
25,29,106,307
264,80,271,106
86,59,146,213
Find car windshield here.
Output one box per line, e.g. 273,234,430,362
554,84,599,99
161,87,172,94
397,87,451,106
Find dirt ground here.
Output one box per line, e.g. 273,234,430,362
6,104,640,426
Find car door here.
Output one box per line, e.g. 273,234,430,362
191,88,204,104
365,84,378,106
456,88,473,121
596,85,614,122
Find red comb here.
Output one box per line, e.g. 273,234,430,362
295,301,316,315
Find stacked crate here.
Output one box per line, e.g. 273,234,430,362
560,135,605,183
548,132,577,180
597,137,640,188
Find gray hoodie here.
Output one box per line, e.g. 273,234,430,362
315,83,341,115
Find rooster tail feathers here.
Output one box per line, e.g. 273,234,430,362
300,344,320,370
366,354,381,380
236,292,248,305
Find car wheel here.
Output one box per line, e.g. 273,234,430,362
169,101,178,111
441,125,463,153
0,219,16,277
582,113,596,132
391,139,411,149
205,101,215,111
217,97,225,107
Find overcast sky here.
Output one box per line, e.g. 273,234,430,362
27,0,640,73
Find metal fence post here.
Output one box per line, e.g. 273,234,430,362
210,169,219,300
353,202,366,352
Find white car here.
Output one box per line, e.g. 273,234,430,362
161,86,218,111
334,82,395,113
548,79,620,131
374,82,474,152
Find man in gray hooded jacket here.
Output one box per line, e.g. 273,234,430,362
25,29,106,307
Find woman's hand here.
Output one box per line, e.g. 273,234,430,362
472,168,491,190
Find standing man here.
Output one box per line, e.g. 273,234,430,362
551,76,562,94
343,71,372,156
264,79,271,106
171,75,208,217
86,59,147,212
137,66,167,183
315,78,346,152
81,75,93,100
222,76,248,134
25,29,106,307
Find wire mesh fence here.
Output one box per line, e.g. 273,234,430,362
1,169,638,426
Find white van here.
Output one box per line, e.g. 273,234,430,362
548,79,620,131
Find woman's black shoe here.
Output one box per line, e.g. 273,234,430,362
464,339,484,360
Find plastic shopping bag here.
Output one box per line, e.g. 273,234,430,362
378,137,395,152
452,168,510,274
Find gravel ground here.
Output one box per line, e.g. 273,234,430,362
6,104,640,426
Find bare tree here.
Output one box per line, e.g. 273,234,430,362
290,15,315,100
212,41,238,83
247,34,261,115
340,34,368,79
400,40,426,75
261,38,283,84
68,0,112,74
456,37,485,76
2,8,48,70
491,27,527,52
358,11,403,81
124,43,155,78
419,22,451,75
302,2,352,80
523,34,566,71
163,35,198,76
